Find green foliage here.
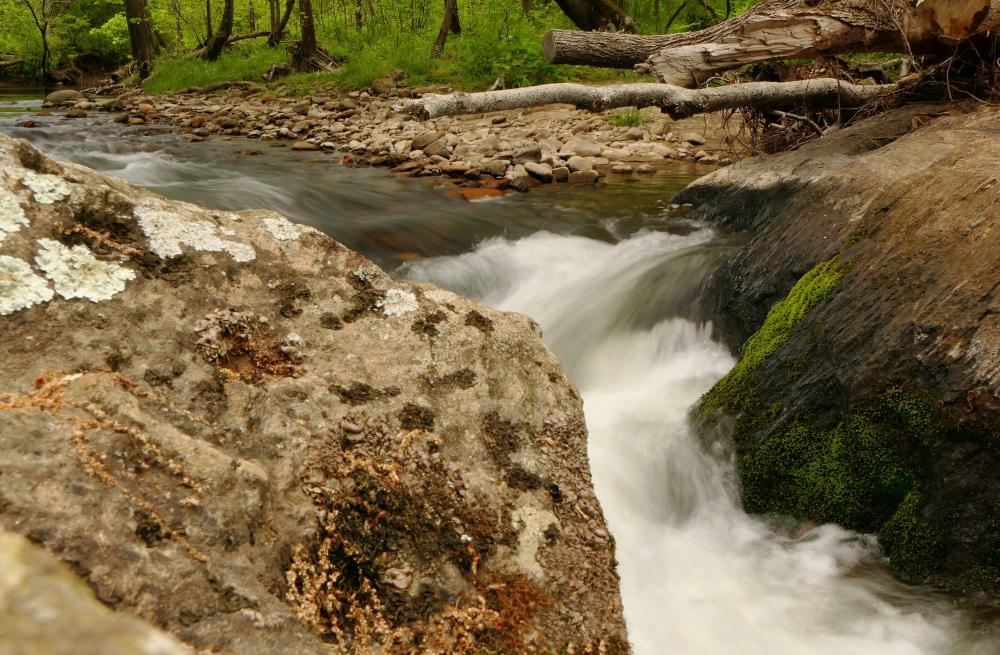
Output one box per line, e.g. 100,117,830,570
0,0,762,86
607,107,644,127
143,46,287,93
699,258,845,416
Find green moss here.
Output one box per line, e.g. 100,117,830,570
699,257,845,416
740,411,914,529
955,565,1000,594
880,386,935,441
879,489,945,580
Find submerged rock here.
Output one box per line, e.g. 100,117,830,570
0,133,628,653
679,104,1000,596
42,89,84,107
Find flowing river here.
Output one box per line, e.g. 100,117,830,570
2,91,997,654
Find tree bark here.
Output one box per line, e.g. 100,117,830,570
392,78,896,120
431,0,459,56
543,30,683,68
268,0,294,46
554,0,633,32
916,0,1000,42
18,0,51,79
124,0,154,79
297,0,318,59
202,0,234,59
544,0,1000,86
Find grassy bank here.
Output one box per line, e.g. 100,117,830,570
142,6,644,95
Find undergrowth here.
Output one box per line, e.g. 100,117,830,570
607,107,645,127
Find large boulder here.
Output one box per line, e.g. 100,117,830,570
41,89,85,107
678,105,1000,595
0,133,628,653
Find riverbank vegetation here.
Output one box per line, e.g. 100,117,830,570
0,0,760,90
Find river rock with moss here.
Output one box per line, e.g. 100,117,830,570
0,132,628,653
681,104,1000,595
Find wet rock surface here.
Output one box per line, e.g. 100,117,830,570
681,104,1000,596
0,132,628,653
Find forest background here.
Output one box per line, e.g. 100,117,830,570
0,0,760,93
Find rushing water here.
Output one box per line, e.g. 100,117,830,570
3,91,997,654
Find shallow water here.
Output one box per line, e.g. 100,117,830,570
3,91,997,654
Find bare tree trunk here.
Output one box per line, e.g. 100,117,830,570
431,0,459,56
448,0,460,34
169,0,184,44
18,0,51,79
297,0,318,59
543,0,997,85
268,0,294,45
40,24,49,79
554,0,633,32
248,0,258,30
694,0,718,22
202,0,234,59
124,0,155,78
392,78,896,120
205,0,213,44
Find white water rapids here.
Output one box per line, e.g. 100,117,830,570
403,228,997,655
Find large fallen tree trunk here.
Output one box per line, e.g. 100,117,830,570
392,78,896,120
543,31,680,68
545,0,1000,86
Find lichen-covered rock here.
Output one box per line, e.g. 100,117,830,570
0,528,192,655
678,105,1000,596
0,133,628,654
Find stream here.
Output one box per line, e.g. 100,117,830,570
2,91,997,654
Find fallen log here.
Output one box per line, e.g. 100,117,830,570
544,0,999,86
542,31,682,68
392,78,897,120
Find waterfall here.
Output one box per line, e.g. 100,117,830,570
403,229,994,655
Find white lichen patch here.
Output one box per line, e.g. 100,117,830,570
352,265,384,287
512,505,560,582
0,255,54,315
20,171,71,204
0,187,29,246
34,239,135,302
377,288,419,317
262,216,300,241
134,201,256,263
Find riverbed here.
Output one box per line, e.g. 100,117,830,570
2,90,996,655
